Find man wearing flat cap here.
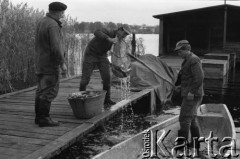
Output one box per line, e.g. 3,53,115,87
174,40,204,151
34,2,67,127
79,25,131,109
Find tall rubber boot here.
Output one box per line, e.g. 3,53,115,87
104,87,115,106
177,129,189,145
34,97,40,124
190,125,200,149
174,130,189,157
79,83,86,91
38,99,59,127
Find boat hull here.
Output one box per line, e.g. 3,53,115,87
93,104,236,159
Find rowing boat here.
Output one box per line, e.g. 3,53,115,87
92,103,236,159
196,104,237,158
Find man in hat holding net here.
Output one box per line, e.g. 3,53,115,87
174,40,204,152
34,2,67,127
79,25,131,109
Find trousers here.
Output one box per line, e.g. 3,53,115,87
80,54,111,100
35,74,59,102
35,74,59,117
178,96,203,142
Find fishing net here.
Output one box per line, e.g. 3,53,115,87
111,39,131,78
130,54,178,105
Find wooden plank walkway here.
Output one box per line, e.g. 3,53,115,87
0,71,154,159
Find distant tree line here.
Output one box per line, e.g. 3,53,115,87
73,21,159,34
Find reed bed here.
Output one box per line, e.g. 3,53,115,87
0,0,89,94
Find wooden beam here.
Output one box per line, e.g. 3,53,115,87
131,32,136,56
223,5,227,50
159,18,164,56
148,89,156,114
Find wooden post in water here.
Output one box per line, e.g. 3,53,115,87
149,89,156,114
159,19,164,56
223,4,227,51
131,32,136,56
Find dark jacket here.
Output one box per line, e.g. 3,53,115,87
180,52,204,97
35,13,65,75
85,28,117,57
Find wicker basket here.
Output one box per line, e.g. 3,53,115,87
67,90,106,119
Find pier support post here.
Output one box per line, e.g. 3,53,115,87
131,32,136,57
159,19,164,56
149,89,156,114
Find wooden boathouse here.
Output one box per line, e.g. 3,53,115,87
153,4,240,61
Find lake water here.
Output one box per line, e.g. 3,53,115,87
203,69,240,126
108,34,159,62
136,34,159,56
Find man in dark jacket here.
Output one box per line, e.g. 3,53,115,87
35,2,67,127
80,26,131,108
174,40,204,152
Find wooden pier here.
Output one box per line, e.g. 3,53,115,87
0,71,156,159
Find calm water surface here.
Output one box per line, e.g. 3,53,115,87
203,68,240,126
136,34,159,56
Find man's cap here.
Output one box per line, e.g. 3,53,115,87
49,2,67,12
174,40,190,51
119,25,131,35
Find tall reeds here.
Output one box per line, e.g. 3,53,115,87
0,0,88,94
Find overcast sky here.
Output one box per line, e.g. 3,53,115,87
9,0,240,25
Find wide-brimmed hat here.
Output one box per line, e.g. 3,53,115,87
174,40,190,51
49,2,67,12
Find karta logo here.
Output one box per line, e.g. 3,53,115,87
142,129,239,158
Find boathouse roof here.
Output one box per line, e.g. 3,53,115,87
153,4,240,19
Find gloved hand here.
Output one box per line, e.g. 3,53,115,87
107,37,118,44
61,63,67,77
175,85,181,93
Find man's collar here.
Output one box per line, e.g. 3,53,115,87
46,13,62,28
184,52,192,60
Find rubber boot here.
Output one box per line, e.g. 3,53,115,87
79,83,87,91
177,129,189,145
38,99,59,127
174,130,189,157
34,97,40,124
104,87,116,110
190,125,200,142
104,98,116,105
104,97,116,110
189,125,200,150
